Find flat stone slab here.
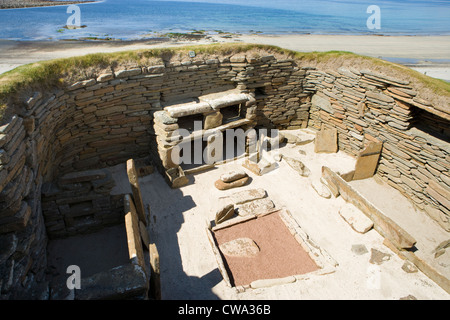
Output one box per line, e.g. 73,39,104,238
237,198,275,217
339,203,374,234
283,156,311,177
315,127,338,154
219,188,267,205
220,170,248,183
215,176,250,191
219,238,260,258
353,141,383,181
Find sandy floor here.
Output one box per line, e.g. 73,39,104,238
1,34,450,81
132,140,449,300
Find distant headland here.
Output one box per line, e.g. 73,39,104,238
0,0,94,9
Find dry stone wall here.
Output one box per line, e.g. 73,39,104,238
0,53,306,299
0,50,449,299
305,67,450,231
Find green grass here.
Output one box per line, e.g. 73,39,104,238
0,43,449,122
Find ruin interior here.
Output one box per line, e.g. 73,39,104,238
0,46,449,300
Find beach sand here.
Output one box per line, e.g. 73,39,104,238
0,34,449,81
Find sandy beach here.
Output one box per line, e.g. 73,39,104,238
0,34,449,81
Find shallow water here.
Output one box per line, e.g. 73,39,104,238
0,0,449,40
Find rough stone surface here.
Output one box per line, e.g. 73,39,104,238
353,141,383,181
338,203,374,234
220,188,267,205
215,204,235,225
220,170,248,183
237,198,275,216
279,130,315,145
315,127,338,154
215,176,250,191
204,111,223,130
219,238,260,258
312,94,332,113
284,156,311,177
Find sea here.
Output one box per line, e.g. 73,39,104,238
0,0,449,41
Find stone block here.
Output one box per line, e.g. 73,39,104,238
315,127,338,154
165,166,189,189
204,111,223,130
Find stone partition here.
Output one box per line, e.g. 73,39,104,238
0,47,449,298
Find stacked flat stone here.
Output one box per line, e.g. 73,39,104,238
305,67,449,231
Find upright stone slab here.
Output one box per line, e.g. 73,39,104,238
315,127,338,153
124,194,145,270
127,159,147,225
353,141,383,181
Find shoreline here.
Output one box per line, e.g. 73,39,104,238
0,34,449,81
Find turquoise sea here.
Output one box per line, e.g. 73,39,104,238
0,0,449,40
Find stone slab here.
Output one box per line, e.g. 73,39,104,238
284,156,311,177
339,203,374,234
219,188,267,205
219,238,260,258
315,127,338,154
312,94,332,114
126,159,146,225
215,176,249,191
237,198,275,216
220,170,248,183
124,194,145,270
353,141,383,181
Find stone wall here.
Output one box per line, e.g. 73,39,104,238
41,169,124,239
0,53,306,298
305,67,450,231
0,49,449,299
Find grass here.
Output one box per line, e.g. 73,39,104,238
0,43,449,122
